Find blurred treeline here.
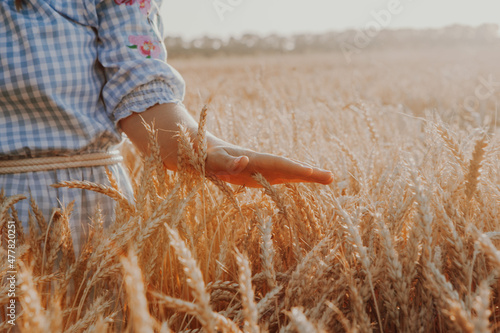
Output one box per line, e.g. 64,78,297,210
165,24,499,58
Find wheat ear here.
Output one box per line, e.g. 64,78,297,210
464,136,488,201
166,226,216,332
51,181,135,215
235,249,259,333
121,248,155,333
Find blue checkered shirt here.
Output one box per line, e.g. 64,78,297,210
0,0,185,252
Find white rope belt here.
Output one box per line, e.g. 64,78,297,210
0,151,123,174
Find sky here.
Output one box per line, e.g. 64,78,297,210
160,0,500,40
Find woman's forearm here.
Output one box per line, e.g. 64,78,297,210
119,102,333,187
118,102,202,170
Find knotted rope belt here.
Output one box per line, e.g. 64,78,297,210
0,151,123,174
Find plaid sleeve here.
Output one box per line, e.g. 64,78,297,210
95,0,185,124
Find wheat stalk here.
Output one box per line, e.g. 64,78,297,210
121,249,155,333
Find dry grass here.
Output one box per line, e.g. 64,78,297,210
1,46,500,332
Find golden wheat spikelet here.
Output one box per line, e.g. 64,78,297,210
121,249,155,333
464,136,488,202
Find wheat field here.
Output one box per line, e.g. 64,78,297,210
1,46,500,332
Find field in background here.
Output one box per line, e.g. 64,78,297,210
2,45,500,332
164,24,499,58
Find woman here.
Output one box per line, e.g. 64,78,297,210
0,0,333,252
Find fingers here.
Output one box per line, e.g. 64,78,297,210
308,168,334,184
293,159,333,184
253,153,313,179
205,144,333,187
233,155,250,174
253,153,333,184
206,148,249,176
288,157,333,184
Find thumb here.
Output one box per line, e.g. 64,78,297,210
206,149,249,175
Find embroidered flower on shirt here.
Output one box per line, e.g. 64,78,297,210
115,0,150,14
114,0,135,5
138,0,151,15
128,35,162,59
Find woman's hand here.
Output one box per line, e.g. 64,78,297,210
204,137,333,187
120,103,333,188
